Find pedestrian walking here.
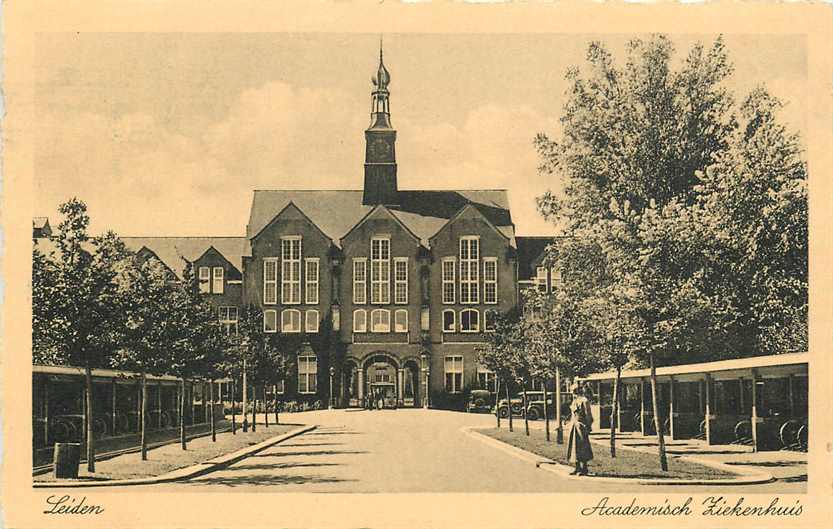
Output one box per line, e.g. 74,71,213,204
566,381,593,476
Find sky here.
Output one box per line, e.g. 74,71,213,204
33,33,807,237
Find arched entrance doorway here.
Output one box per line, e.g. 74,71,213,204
362,353,400,409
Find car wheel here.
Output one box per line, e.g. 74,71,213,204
526,407,540,421
498,407,509,419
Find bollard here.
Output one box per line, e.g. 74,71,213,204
53,442,81,479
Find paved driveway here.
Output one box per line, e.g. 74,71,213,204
146,409,804,493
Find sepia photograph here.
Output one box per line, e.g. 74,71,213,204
3,2,832,528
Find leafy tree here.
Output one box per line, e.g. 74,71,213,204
166,260,224,449
31,198,132,472
535,35,807,471
479,309,524,432
113,257,176,460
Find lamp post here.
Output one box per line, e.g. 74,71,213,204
421,352,430,409
329,366,335,410
241,338,249,433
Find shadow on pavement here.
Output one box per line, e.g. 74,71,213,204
780,474,808,483
724,460,805,468
227,462,342,472
253,450,369,457
188,474,357,487
280,442,345,448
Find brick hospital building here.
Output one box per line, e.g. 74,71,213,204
37,50,560,409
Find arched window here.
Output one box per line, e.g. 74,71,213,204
460,309,479,333
263,309,278,333
281,309,301,333
353,309,367,333
297,354,318,394
305,310,319,333
371,309,391,333
484,309,497,332
394,309,408,333
442,309,456,333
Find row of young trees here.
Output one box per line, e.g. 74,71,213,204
482,35,807,471
32,199,292,472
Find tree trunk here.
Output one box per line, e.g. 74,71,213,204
543,379,550,442
263,385,269,428
231,378,236,435
140,372,148,460
505,379,513,433
610,366,621,458
179,379,187,450
84,363,95,472
242,358,248,432
522,384,529,436
273,384,279,425
251,385,257,432
649,354,668,471
555,369,563,444
494,377,501,429
209,379,216,442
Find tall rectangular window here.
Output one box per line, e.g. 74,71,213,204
281,237,302,304
298,355,318,394
353,258,367,304
442,258,456,304
370,237,390,304
477,365,497,393
483,258,497,304
394,309,408,333
444,356,464,393
460,237,480,304
550,268,562,291
535,266,549,293
394,258,408,304
212,267,224,294
219,306,238,335
198,267,210,294
305,258,319,304
263,259,278,304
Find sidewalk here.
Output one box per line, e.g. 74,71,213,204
589,429,807,484
34,420,315,488
506,418,806,484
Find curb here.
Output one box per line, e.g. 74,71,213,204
33,425,235,476
33,424,317,488
462,427,774,486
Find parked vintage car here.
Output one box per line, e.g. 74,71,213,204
466,390,494,413
496,395,525,418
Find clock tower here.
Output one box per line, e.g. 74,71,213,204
363,43,399,206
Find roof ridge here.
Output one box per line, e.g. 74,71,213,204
121,236,246,239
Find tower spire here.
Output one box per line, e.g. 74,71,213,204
363,40,398,206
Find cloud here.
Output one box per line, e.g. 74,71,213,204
35,81,563,236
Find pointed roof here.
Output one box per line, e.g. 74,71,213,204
515,236,566,280
428,202,512,245
121,237,248,279
247,189,514,248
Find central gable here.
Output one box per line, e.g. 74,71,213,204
340,205,420,249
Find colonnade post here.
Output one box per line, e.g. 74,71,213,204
639,378,646,436
668,376,676,440
750,368,759,452
704,373,713,445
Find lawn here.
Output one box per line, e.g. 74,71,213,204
35,422,301,482
481,427,736,480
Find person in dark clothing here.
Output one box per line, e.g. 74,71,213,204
566,381,594,476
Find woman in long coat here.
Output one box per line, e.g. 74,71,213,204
566,381,594,475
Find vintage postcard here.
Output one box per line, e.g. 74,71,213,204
2,1,832,528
